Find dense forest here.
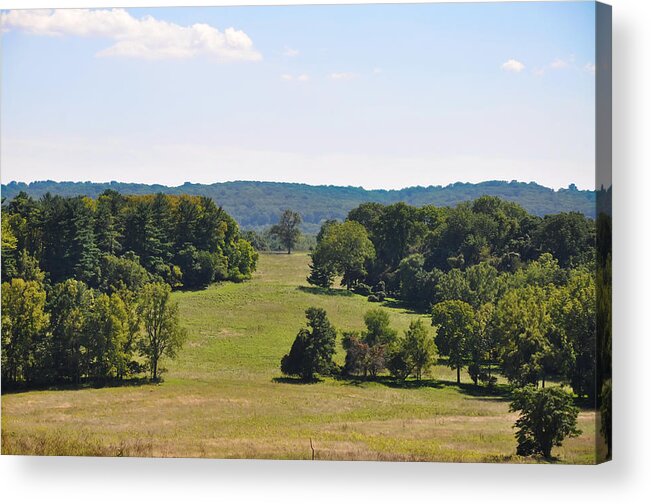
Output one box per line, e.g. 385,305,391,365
1,180,596,233
301,195,611,454
1,190,257,386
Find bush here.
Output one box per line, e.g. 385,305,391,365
510,386,581,458
354,283,372,296
367,294,380,303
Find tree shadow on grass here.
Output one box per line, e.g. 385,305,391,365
297,285,354,297
331,374,512,400
272,376,323,385
1,376,154,395
377,298,423,315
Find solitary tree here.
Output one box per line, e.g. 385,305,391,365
510,385,581,459
281,307,336,381
270,209,302,254
138,282,187,381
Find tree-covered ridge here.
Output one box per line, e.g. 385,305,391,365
1,180,596,233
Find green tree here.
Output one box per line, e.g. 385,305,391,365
495,286,554,387
280,307,336,381
270,209,302,254
362,309,397,346
99,252,151,293
47,279,94,383
534,212,594,267
510,385,581,459
431,300,475,384
95,190,123,255
401,319,436,381
309,220,375,290
396,254,440,310
467,302,497,386
1,213,19,281
85,292,130,380
138,283,187,381
68,197,101,286
1,278,50,384
562,269,597,399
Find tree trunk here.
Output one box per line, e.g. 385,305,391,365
457,366,461,384
542,376,545,388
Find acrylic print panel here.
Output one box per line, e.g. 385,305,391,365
0,1,611,464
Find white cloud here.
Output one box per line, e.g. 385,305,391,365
283,46,299,57
584,62,596,75
532,67,546,77
373,67,383,74
329,72,357,80
280,73,309,82
501,59,525,73
550,58,570,69
0,8,261,62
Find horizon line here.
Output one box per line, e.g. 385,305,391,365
1,178,594,193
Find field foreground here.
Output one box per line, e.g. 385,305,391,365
1,253,599,463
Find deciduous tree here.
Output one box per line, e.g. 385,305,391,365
270,209,302,254
138,283,186,381
510,385,581,459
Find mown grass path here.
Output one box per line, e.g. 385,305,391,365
1,253,599,462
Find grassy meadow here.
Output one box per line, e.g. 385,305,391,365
1,253,599,462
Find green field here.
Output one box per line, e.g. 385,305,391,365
1,253,599,462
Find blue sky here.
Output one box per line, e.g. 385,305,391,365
1,2,597,189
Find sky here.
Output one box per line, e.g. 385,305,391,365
0,2,597,190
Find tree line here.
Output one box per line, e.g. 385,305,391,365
2,190,258,289
1,190,258,387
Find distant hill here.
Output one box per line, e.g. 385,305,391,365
1,180,596,234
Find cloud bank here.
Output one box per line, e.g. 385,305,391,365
0,8,261,62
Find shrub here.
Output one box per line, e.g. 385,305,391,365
354,283,372,296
